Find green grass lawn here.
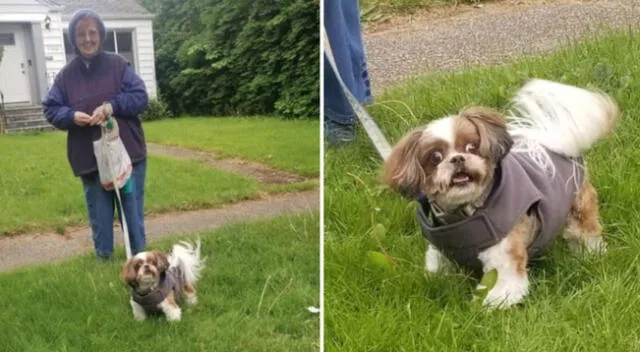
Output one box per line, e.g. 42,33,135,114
144,117,319,177
0,132,258,235
0,213,319,352
325,29,640,351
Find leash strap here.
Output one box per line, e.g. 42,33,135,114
101,115,132,259
322,25,392,161
114,183,132,259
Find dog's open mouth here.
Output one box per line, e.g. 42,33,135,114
139,275,155,285
451,171,472,186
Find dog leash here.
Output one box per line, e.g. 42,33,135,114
101,115,133,259
113,178,132,259
321,26,392,161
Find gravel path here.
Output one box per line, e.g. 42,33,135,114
364,0,640,92
0,190,318,272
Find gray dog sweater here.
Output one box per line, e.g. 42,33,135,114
131,267,184,310
417,149,584,275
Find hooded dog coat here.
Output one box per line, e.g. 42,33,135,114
131,266,184,310
417,149,584,275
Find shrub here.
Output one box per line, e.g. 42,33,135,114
141,0,319,119
140,98,173,122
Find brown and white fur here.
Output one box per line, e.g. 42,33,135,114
384,79,619,309
122,239,204,321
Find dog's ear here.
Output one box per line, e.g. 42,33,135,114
121,258,138,287
151,251,170,273
383,129,426,199
460,107,513,162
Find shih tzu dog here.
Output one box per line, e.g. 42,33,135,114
384,79,619,309
122,239,204,321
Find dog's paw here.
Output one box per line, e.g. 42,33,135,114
165,308,182,322
185,294,198,306
130,300,147,321
566,235,607,255
481,275,529,309
424,245,444,274
583,236,607,254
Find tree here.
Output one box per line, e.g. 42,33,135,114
139,0,319,119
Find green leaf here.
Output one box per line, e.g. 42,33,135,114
474,269,498,300
366,251,394,272
373,223,387,238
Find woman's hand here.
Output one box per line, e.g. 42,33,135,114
90,105,106,126
73,111,92,126
90,103,113,126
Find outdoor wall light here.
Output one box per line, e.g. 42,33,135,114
44,15,51,31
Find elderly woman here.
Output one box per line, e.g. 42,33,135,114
42,8,148,259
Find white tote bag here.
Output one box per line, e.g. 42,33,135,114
93,117,132,191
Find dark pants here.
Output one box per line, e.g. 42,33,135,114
81,160,146,258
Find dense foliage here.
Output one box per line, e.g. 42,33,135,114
140,99,173,121
140,0,319,119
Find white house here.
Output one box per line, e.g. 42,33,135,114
0,0,157,132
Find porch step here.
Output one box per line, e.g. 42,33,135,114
2,105,54,133
6,119,55,132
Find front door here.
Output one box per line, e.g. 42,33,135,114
0,24,31,104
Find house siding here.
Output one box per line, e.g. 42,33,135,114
42,11,66,88
0,0,50,16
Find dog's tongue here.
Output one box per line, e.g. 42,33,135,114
453,174,470,184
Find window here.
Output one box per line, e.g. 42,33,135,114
64,29,136,69
0,33,15,46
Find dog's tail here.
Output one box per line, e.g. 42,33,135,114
507,79,619,161
169,236,204,287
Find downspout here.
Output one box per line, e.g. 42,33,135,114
0,45,5,134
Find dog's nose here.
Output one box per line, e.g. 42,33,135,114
450,155,465,165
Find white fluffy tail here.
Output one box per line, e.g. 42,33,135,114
169,237,205,286
508,79,619,159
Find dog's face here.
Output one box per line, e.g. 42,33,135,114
122,251,169,295
384,107,514,210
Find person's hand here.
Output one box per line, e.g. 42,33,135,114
73,111,92,126
90,104,108,126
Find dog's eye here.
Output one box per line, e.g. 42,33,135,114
465,143,477,153
428,151,443,165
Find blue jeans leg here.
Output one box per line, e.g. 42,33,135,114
117,160,146,255
81,160,147,258
82,173,116,258
323,0,372,125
